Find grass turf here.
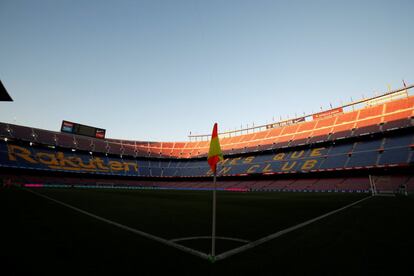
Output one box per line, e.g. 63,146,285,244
1,186,413,275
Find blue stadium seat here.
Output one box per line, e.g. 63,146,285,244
378,148,411,165
249,153,273,163
149,160,162,168
161,168,174,177
139,167,151,177
346,151,379,167
150,167,162,177
383,134,414,149
231,164,251,174
328,143,354,155
319,154,348,169
353,139,383,152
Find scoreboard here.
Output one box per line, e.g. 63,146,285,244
61,120,106,139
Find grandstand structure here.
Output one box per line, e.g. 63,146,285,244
1,85,413,194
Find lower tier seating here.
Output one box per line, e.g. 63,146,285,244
6,174,412,193
1,131,412,178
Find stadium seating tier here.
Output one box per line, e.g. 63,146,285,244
0,95,412,160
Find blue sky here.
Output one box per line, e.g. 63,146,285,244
0,0,413,141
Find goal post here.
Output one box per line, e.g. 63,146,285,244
368,175,407,197
368,175,377,196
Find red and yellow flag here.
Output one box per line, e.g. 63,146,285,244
207,123,223,173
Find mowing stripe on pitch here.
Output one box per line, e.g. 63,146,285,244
23,188,210,260
215,195,373,261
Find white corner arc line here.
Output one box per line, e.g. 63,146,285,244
170,236,250,244
23,188,210,260
215,195,373,261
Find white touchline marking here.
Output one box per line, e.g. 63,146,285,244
24,188,373,263
170,236,250,244
214,195,373,261
23,188,210,260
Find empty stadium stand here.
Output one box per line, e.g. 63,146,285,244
0,93,412,159
6,173,413,193
1,86,413,193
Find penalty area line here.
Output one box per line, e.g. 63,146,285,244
23,188,210,260
215,195,373,262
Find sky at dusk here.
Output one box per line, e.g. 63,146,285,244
1,0,413,141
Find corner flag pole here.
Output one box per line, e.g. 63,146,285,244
211,170,217,258
207,123,223,261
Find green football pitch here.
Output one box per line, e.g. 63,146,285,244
1,186,413,275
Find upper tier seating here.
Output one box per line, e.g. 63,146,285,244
34,129,57,145
75,136,93,151
8,124,36,142
55,133,75,148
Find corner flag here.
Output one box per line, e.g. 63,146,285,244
207,123,223,260
207,123,223,173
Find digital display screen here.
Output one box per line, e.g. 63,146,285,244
61,120,106,139
75,124,97,137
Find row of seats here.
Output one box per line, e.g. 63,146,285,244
1,133,412,177
130,96,414,157
141,133,414,168
8,174,414,193
1,96,413,158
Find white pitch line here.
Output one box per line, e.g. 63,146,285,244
23,188,210,260
215,195,373,261
170,236,250,244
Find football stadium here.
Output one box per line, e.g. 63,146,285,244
2,1,414,275
1,83,414,275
